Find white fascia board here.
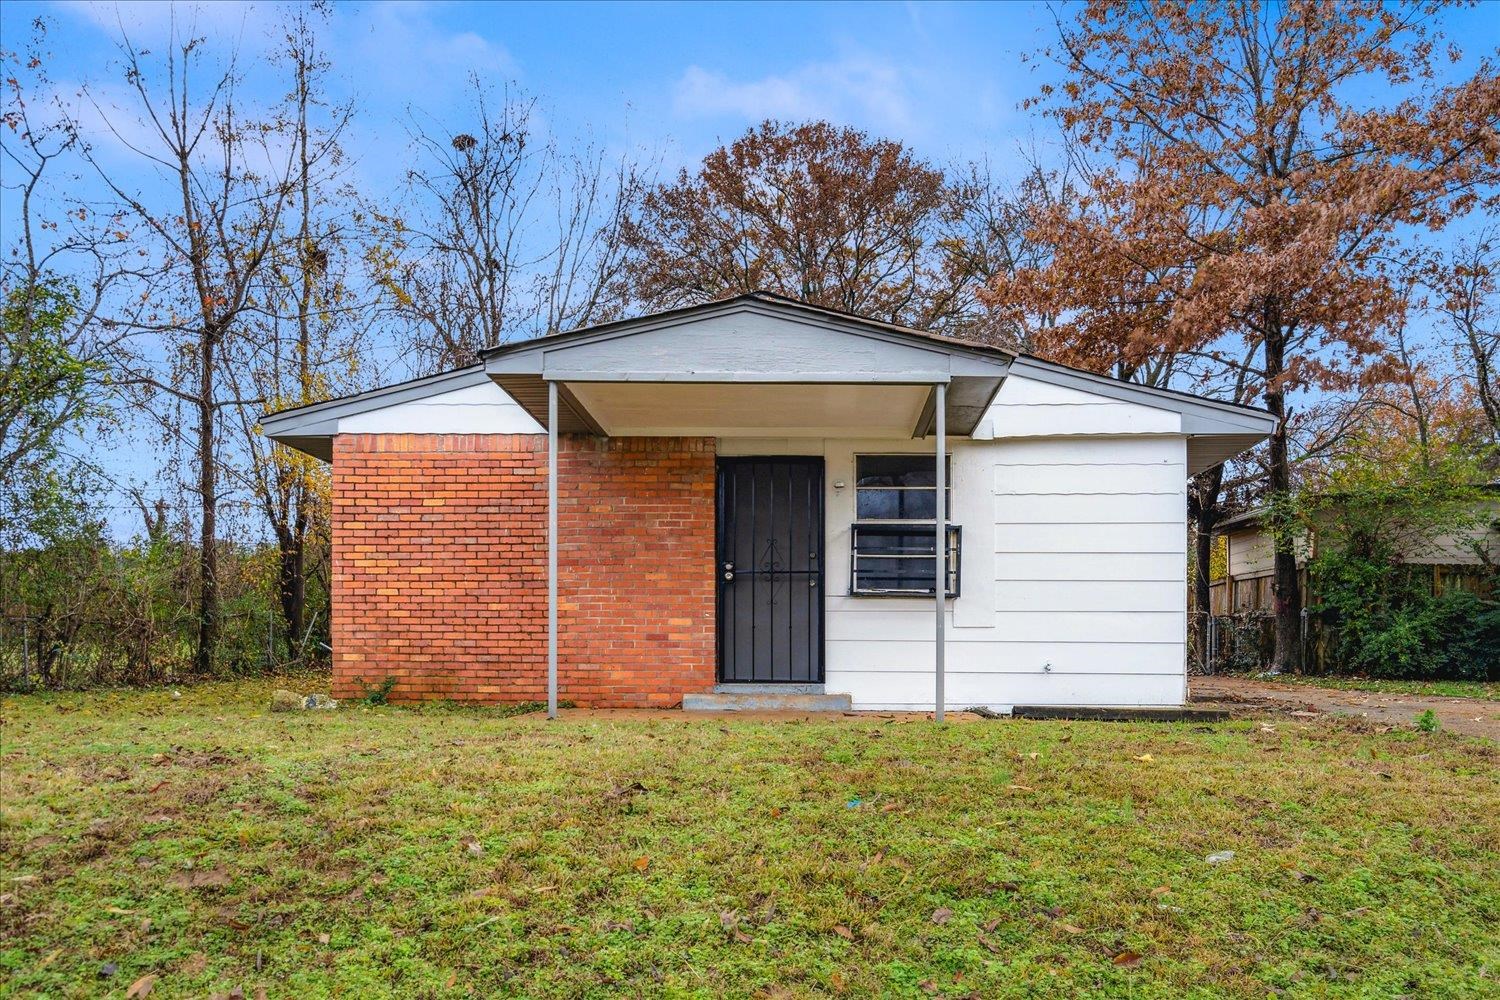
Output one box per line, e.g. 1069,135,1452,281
1008,357,1278,436
259,365,490,439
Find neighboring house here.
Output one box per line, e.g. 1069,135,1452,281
1210,501,1500,614
262,292,1275,712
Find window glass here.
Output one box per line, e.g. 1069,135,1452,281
854,455,949,521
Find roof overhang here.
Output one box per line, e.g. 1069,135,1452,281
483,295,1012,437
258,365,492,461
1006,357,1278,475
258,293,1276,473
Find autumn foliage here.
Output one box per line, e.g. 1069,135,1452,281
986,0,1500,668
623,120,986,332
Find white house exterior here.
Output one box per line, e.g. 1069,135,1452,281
263,293,1275,713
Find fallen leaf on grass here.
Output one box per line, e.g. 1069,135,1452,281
1132,754,1154,763
632,856,650,872
977,932,1003,954
1008,784,1035,792
168,866,229,889
1057,923,1084,935
1112,950,1143,968
316,932,331,945
718,911,752,944
605,781,648,802
126,974,157,998
833,924,854,940
931,907,952,925
1150,886,1171,897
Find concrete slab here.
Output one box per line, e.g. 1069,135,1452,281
683,691,854,712
1006,705,1230,722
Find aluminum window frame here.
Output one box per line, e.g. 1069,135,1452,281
850,453,960,599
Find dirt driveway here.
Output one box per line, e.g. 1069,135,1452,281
1192,674,1500,740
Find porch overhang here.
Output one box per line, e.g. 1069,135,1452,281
483,294,1013,439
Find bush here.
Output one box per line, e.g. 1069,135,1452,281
1296,442,1499,682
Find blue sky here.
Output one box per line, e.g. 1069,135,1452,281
2,1,1066,188
4,1,1497,536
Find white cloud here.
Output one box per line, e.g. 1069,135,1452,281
56,1,275,41
671,53,914,131
340,1,517,102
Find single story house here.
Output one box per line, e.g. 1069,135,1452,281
1211,500,1500,614
262,292,1276,714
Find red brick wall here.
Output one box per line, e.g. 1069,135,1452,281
330,433,716,707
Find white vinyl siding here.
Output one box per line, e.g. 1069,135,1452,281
336,381,543,434
822,374,1189,711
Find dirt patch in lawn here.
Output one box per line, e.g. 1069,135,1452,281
1192,674,1500,740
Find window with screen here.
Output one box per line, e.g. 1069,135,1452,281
850,455,959,597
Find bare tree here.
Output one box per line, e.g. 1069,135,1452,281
76,21,327,674
1425,230,1499,442
371,79,643,370
220,9,363,660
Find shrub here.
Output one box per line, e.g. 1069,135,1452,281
1295,442,1499,682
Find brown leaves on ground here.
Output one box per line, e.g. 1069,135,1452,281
125,974,157,998
719,910,752,944
167,866,229,890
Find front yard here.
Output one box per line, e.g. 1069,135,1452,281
2,679,1497,999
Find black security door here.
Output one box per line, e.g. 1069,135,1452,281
716,457,824,683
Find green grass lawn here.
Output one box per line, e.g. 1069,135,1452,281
3,679,1497,999
1236,673,1500,700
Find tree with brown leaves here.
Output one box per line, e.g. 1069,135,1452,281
987,0,1500,670
622,119,989,332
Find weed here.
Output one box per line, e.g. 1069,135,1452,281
358,674,399,705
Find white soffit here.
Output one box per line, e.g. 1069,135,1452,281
564,381,933,438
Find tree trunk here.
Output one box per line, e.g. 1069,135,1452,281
194,328,219,676
1188,465,1224,671
277,525,306,658
1263,320,1301,673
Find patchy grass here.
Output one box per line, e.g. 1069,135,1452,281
2,679,1497,999
1238,672,1500,700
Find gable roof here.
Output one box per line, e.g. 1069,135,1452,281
261,291,1277,469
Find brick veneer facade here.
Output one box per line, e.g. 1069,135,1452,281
330,432,716,706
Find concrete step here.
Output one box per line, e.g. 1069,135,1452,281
683,690,853,712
